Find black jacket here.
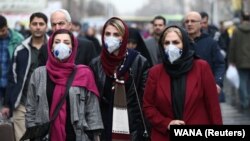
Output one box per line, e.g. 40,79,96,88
39,37,98,66
89,54,150,141
192,33,225,87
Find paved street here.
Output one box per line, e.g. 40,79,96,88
221,102,250,125
221,79,250,125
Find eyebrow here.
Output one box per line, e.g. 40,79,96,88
51,21,67,26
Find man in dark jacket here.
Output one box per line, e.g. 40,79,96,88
184,11,226,98
145,15,166,65
199,11,226,53
39,9,97,66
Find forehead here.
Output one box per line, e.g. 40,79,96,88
165,31,181,40
31,17,46,23
51,12,67,22
105,25,118,32
186,13,201,20
54,33,71,40
153,19,164,25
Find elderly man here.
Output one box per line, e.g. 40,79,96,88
184,11,225,97
39,9,98,66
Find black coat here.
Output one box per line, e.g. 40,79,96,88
192,33,226,87
39,38,98,66
89,54,150,141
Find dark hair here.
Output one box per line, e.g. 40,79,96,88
29,12,48,24
52,29,75,47
72,21,82,28
200,11,209,19
152,15,166,25
242,12,250,21
0,15,7,29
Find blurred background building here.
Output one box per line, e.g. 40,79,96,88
0,0,249,29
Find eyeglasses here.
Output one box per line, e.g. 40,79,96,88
184,20,200,24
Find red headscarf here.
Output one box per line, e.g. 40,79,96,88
100,17,129,77
46,29,99,141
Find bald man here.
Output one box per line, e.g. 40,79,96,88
184,11,226,99
184,11,202,40
39,9,98,66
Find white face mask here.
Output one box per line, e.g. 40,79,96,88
104,36,121,54
53,43,72,61
164,44,182,64
72,31,79,37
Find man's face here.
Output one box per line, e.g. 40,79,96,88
184,13,202,36
71,24,81,33
0,26,8,38
201,17,209,29
153,19,165,36
29,17,47,38
50,12,71,31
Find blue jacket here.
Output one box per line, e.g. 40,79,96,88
191,33,225,87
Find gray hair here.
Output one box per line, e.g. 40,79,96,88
51,9,71,22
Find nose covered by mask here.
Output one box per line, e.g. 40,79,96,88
53,43,72,61
104,36,121,54
164,44,182,64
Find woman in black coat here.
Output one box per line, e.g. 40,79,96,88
90,17,150,141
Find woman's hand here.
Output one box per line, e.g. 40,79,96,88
168,120,185,130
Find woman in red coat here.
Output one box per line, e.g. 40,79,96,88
143,25,222,141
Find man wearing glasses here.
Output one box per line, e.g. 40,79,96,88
184,11,225,99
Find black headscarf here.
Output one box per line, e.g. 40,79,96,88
128,27,153,66
158,25,196,119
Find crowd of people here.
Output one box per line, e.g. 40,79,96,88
0,8,249,141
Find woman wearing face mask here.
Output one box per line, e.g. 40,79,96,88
25,29,103,141
143,25,222,141
90,17,150,141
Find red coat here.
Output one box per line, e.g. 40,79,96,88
143,59,222,141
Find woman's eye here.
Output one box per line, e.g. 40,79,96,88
172,41,180,45
164,41,170,46
105,32,110,36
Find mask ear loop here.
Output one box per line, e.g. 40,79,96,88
179,49,183,55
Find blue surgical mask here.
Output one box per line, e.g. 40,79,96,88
164,44,182,64
104,36,121,54
53,43,72,60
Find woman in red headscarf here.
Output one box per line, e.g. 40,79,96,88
90,17,151,141
25,29,103,141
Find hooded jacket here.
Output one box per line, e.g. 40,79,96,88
228,22,250,68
